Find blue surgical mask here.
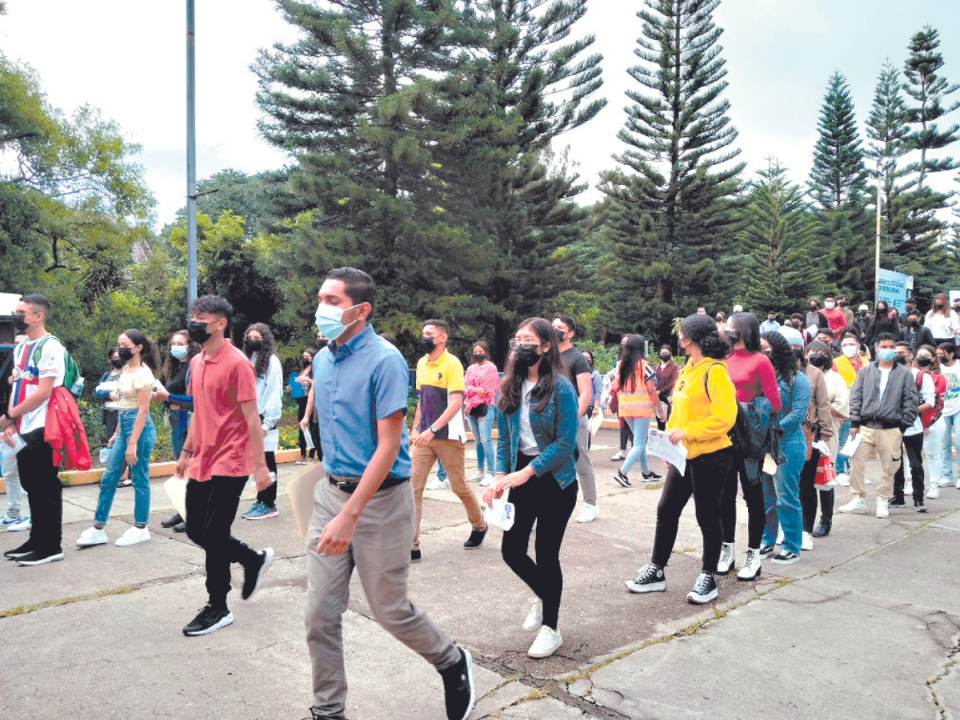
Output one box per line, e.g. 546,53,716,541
315,303,358,341
170,345,188,360
877,348,897,362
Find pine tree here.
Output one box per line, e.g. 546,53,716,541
599,0,744,339
739,161,823,314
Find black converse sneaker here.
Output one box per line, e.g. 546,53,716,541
625,563,666,593
183,605,234,636
686,572,718,605
439,647,475,720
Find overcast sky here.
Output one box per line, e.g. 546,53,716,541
2,1,958,227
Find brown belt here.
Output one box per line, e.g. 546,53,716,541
328,475,408,494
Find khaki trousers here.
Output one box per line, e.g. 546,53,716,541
305,479,460,718
411,438,485,550
849,426,903,500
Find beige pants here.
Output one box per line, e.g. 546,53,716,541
411,438,485,550
849,426,903,500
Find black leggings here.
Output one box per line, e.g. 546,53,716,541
720,454,766,548
894,433,925,502
799,448,838,531
257,451,279,506
501,453,578,630
652,446,733,572
620,418,634,452
296,397,322,459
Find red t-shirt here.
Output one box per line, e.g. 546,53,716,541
187,341,258,481
821,307,847,335
726,348,783,411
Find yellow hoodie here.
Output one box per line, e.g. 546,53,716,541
666,358,738,460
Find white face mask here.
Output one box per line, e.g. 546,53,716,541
841,345,858,358
825,301,836,310
315,303,359,341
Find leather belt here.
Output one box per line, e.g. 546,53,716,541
328,475,408,494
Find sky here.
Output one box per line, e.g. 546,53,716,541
1,0,959,227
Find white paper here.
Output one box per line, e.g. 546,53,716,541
483,489,515,532
806,324,820,338
839,433,861,458
589,409,604,437
0,433,25,460
645,428,687,475
164,474,188,520
288,465,324,538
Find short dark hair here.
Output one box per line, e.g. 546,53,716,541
555,313,577,336
20,294,51,318
326,267,376,310
790,313,804,322
895,341,912,351
817,327,835,339
907,308,921,317
876,332,898,344
825,292,836,300
191,294,233,320
423,319,449,334
905,296,916,304
841,330,860,342
937,342,956,357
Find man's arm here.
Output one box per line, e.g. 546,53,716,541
241,399,271,489
576,372,590,418
412,393,462,447
1,377,54,431
175,416,195,477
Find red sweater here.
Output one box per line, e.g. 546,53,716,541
726,349,782,411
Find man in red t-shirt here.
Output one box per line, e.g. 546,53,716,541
820,293,847,337
174,295,274,637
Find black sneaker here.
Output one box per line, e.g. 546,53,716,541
439,647,475,720
4,540,34,559
411,549,422,563
759,544,776,557
614,470,631,488
242,548,275,600
686,572,718,605
641,470,662,481
173,522,187,533
161,512,184,528
888,497,907,508
183,605,234,636
915,499,927,513
16,549,64,566
771,550,800,565
625,563,666,593
464,528,486,549
812,521,832,538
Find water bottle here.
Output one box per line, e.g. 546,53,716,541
71,376,85,395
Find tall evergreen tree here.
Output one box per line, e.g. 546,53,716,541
739,161,823,314
599,0,744,339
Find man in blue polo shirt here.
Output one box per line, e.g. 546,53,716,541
304,267,474,720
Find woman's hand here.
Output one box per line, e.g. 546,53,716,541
486,468,533,504
483,475,508,505
154,388,170,403
125,446,138,466
667,428,686,444
109,391,119,402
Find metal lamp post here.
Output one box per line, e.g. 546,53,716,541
186,0,198,310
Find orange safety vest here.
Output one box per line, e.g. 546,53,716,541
618,360,656,419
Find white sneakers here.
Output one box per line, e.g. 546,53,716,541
574,502,598,523
716,542,735,574
479,474,495,487
610,450,625,461
928,484,941,499
528,625,562,658
838,496,866,514
76,527,108,547
835,473,850,487
425,477,450,491
116,526,151,546
736,548,762,581
876,498,889,518
522,598,543,632
801,532,814,551
466,470,484,482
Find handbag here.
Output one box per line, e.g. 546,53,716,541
815,454,838,490
469,403,488,418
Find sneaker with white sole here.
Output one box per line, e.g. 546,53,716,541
76,526,108,547
183,605,234,636
242,547,275,600
574,502,598,523
528,625,562,658
686,572,718,605
835,473,850,487
16,549,64,566
801,531,814,551
115,526,151,547
737,548,762,581
626,563,666,593
479,474,495,487
439,648,475,720
522,597,543,632
610,450,625,461
838,496,866,514
7,515,31,532
941,478,954,487
771,550,800,565
466,470,484,482
927,484,941,499
876,498,889,518
425,477,450,491
1,514,20,529
716,542,735,574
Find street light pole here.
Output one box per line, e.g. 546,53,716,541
875,160,883,304
186,0,198,310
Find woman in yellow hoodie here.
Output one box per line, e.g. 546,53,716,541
625,314,738,606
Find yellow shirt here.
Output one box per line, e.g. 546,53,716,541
666,358,737,460
834,353,870,388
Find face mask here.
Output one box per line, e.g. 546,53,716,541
859,310,867,317
825,301,836,310
839,300,847,307
317,338,329,350
244,339,263,354
514,344,541,369
419,336,437,354
302,357,312,367
473,354,487,363
909,319,920,328
954,306,960,313
13,314,32,333
117,346,134,363
715,315,724,323
917,356,933,368
809,305,818,311
110,358,125,370
808,354,829,369
894,354,908,366
938,355,948,365
877,307,887,315
315,303,359,342
935,303,944,309
660,353,672,361
170,345,188,360
877,348,897,362
188,320,214,345
842,345,859,358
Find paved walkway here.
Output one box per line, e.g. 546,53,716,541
2,428,958,719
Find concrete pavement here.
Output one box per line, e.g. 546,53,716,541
2,428,958,719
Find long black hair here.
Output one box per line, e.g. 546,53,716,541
162,329,201,383
244,323,277,379
679,314,730,360
618,334,648,390
498,318,561,415
122,329,160,374
730,312,762,353
763,331,797,380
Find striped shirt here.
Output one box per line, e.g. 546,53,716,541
518,380,540,456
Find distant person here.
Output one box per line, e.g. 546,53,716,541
291,347,322,465
696,306,707,315
926,292,959,346
936,342,960,489
760,312,781,334
838,294,854,328
867,301,899,347
159,330,199,533
464,341,499,486
654,344,678,430
834,331,871,484
805,298,829,335
612,335,667,486
852,305,872,341
820,293,847,336
901,308,934,354
891,342,933,512
240,323,283,520
916,345,947,499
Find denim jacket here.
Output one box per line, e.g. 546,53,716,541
776,373,811,437
496,374,579,488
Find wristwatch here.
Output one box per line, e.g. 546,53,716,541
430,425,439,434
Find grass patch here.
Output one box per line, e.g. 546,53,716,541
0,585,139,618
642,482,664,491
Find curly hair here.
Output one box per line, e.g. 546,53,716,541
762,331,797,380
244,323,277,379
161,330,202,383
679,314,730,360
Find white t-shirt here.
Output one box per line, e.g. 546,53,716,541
518,380,540,456
10,334,66,435
941,362,960,417
878,366,891,402
906,368,934,437
925,310,959,340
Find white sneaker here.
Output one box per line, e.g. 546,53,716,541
801,532,814,551
838,496,866,514
522,598,543,632
528,625,562,659
479,474,495,487
942,478,954,487
955,480,960,490
115,526,151,546
776,527,784,545
7,515,31,532
575,502,598,523
836,473,850,487
76,526,108,547
610,450,625,461
876,498,889,518
928,485,941,499
425,477,450,491
466,470,484,482
736,548,762,581
716,542,735,574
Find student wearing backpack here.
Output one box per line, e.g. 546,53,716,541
1,295,68,565
916,345,947,499
76,329,161,548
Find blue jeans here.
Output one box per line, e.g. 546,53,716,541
835,417,850,474
762,430,805,554
437,460,446,481
468,410,496,473
170,410,190,459
941,413,960,482
621,417,651,474
95,410,157,527
1,454,24,518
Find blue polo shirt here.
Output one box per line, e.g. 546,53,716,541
314,324,412,479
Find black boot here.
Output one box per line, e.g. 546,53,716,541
812,519,832,537
161,513,184,529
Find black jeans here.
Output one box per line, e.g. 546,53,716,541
620,418,634,452
893,433,925,502
720,453,766,548
257,451,279,506
17,430,62,554
501,453,578,630
652,446,733,572
296,397,322,459
799,448,820,532
186,476,261,609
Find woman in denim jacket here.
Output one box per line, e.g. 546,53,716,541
483,318,579,660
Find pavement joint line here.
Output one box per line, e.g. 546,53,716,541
925,624,960,720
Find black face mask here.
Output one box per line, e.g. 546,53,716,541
12,314,31,333
316,338,329,350
419,336,437,354
473,354,487,363
660,353,672,361
110,358,125,369
894,354,908,366
808,353,830,370
188,320,213,345
514,345,541,370
715,316,724,323
244,339,263,354
917,356,933,368
839,300,847,307
909,319,920,328
859,310,867,317
117,346,135,363
877,307,887,315
935,303,944,309
302,358,312,367
809,305,818,311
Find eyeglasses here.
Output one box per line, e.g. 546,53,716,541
508,340,540,351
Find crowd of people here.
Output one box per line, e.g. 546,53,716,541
2,281,957,720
